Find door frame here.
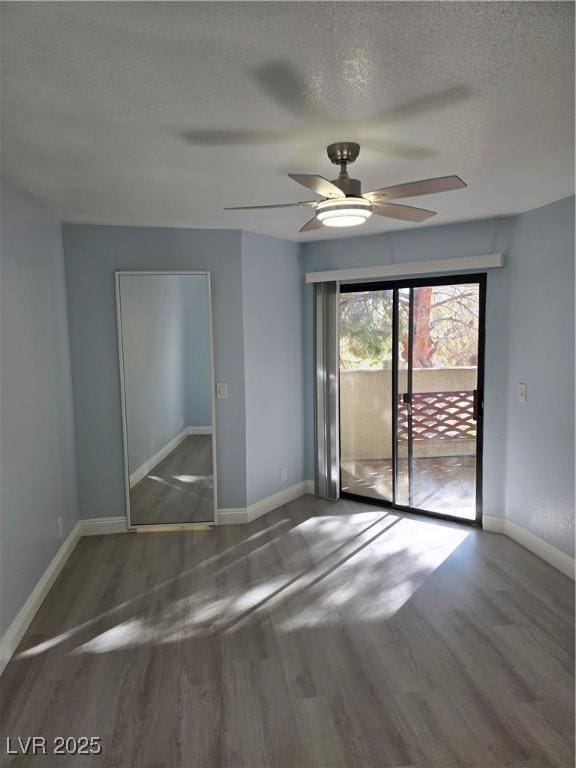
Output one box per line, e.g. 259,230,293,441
339,272,486,528
115,270,218,530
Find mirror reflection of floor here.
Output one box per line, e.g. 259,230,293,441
130,435,213,525
341,456,476,520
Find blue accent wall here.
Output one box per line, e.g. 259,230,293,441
241,232,305,505
63,225,246,514
0,178,78,635
182,277,213,428
502,197,574,556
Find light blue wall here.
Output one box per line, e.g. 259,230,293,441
241,232,305,506
181,278,213,428
119,275,189,474
503,197,574,556
63,225,246,515
0,178,78,635
302,198,574,557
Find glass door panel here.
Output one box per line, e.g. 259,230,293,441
406,283,480,520
339,276,484,524
339,288,394,502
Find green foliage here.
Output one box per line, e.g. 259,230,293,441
339,285,479,371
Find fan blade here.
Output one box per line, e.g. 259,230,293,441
300,217,323,232
365,175,466,201
179,128,287,145
372,202,436,222
288,174,344,199
224,201,317,211
253,61,320,118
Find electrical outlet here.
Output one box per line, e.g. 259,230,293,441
518,383,527,403
281,467,288,483
57,516,63,539
216,382,228,400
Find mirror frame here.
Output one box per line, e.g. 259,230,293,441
115,271,218,529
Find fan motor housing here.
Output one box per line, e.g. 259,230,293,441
332,175,362,196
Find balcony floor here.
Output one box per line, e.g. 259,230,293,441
341,455,477,520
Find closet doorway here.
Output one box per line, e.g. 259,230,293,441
339,275,485,524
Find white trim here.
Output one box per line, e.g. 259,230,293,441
305,253,504,284
134,523,212,533
79,517,129,536
305,479,316,495
186,425,212,435
0,523,80,676
115,271,218,527
115,275,132,525
216,480,312,525
482,515,506,534
483,516,575,579
129,428,189,488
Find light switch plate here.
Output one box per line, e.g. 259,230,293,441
518,382,527,403
216,382,228,400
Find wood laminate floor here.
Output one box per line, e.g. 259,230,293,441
1,496,573,767
130,435,214,525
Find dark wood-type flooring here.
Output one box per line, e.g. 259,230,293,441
1,495,573,767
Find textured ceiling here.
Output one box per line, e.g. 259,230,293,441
1,2,574,241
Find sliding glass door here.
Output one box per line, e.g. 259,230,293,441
339,275,485,524
339,288,394,503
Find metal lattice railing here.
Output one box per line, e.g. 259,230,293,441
398,390,476,441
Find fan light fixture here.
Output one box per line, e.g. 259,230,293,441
316,197,372,228
223,141,467,233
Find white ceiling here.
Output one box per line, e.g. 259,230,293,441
1,2,573,241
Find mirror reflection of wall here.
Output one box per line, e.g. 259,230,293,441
118,273,215,526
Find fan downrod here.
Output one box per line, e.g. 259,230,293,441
327,142,361,196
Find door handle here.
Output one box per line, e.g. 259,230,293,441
402,392,412,405
473,389,479,420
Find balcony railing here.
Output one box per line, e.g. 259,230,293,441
398,390,476,441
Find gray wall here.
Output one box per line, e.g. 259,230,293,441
0,177,78,635
241,233,305,506
302,197,574,557
503,197,575,556
63,225,246,515
119,275,188,474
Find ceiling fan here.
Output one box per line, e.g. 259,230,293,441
224,142,467,232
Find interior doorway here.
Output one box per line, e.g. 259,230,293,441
339,275,486,525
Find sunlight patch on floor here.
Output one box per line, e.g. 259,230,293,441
58,512,470,655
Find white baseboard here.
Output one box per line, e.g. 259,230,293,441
79,516,128,536
217,480,312,525
129,426,212,487
0,522,81,676
305,479,315,495
186,426,212,435
483,515,575,579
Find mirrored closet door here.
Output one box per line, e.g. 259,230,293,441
116,272,216,527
